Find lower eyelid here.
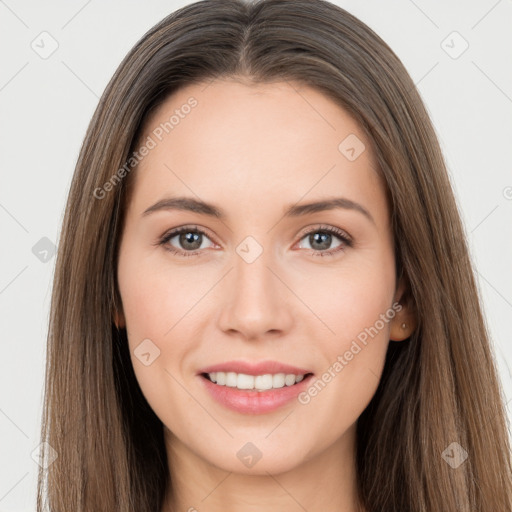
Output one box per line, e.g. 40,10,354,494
159,226,351,256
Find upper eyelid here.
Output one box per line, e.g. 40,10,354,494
160,224,352,247
299,224,351,240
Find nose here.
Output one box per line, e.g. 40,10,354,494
216,239,294,341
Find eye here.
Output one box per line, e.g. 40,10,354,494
157,224,352,258
157,225,216,257
296,225,352,257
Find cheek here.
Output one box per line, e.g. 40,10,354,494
118,246,197,340
117,264,188,423
295,255,396,413
315,282,392,396
117,248,207,393
303,260,395,346
121,277,166,341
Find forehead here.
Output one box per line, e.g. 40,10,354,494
128,78,386,224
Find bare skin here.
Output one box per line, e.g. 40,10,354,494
115,78,415,512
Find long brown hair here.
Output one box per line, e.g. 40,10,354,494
37,0,512,510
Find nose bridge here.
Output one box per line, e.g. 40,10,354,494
232,234,279,305
217,233,293,338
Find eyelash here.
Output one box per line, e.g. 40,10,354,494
156,224,353,258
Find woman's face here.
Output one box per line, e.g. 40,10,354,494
116,78,412,475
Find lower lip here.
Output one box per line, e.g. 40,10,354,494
199,374,314,414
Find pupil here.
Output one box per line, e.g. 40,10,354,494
311,232,330,250
181,232,201,250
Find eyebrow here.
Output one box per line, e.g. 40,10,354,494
142,196,375,224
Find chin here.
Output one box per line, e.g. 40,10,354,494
195,437,311,476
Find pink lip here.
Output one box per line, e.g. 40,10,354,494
199,373,314,414
197,360,314,414
198,360,312,376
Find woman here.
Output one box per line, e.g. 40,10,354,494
37,0,512,511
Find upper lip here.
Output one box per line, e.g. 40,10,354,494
198,360,313,376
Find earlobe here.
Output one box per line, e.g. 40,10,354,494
389,313,416,341
113,309,126,329
389,276,417,341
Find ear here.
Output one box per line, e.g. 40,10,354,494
389,275,417,341
113,307,126,329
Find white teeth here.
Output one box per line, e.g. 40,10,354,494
237,373,255,389
225,372,237,387
272,373,286,388
206,371,307,391
284,374,296,386
254,374,273,390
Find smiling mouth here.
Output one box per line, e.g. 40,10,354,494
201,371,314,392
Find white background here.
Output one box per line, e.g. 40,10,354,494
1,1,511,510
